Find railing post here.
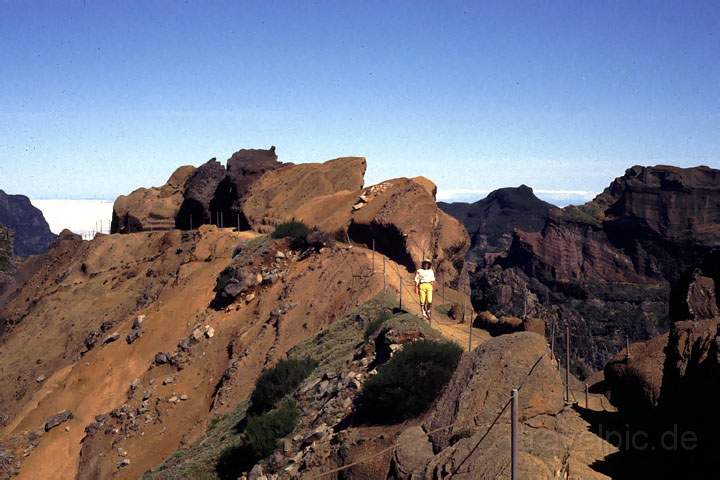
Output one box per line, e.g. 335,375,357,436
565,326,571,404
511,388,519,480
625,335,631,361
399,277,403,311
383,257,387,293
585,383,589,409
467,297,472,351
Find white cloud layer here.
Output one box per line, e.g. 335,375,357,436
31,199,114,236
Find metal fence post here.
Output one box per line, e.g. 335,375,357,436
383,257,387,293
565,326,571,404
511,388,519,480
399,277,403,311
625,335,631,361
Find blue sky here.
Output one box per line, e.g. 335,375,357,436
1,0,718,203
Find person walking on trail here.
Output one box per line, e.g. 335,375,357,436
415,260,435,320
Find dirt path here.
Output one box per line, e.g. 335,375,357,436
355,247,490,351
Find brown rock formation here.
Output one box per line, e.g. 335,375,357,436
603,333,667,412
348,177,470,278
467,165,720,372
394,332,615,479
241,156,366,233
111,165,196,233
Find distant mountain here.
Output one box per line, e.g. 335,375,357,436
0,190,56,256
438,185,556,265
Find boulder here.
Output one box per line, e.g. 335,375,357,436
603,333,667,412
111,165,196,233
45,410,73,431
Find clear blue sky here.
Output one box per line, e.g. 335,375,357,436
1,0,718,202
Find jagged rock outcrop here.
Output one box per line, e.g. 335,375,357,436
0,190,56,256
393,332,615,479
112,147,284,233
348,177,470,278
464,165,720,372
111,165,196,233
439,185,555,266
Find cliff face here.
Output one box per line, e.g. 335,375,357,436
450,166,720,373
439,185,555,266
0,190,56,257
0,225,14,307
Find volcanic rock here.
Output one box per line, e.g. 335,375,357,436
348,177,470,279
45,410,73,431
397,332,614,479
0,190,56,256
111,166,196,233
603,333,667,412
471,165,720,372
439,185,554,266
242,157,366,233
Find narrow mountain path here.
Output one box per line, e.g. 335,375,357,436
353,245,489,351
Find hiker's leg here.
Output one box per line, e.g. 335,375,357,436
419,286,427,316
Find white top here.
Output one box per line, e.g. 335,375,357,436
415,268,435,284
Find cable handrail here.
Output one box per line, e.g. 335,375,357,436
309,347,552,479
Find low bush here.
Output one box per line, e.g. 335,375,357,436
355,340,463,424
271,220,312,249
216,401,299,479
249,357,317,415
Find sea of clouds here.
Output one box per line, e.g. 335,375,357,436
31,199,114,237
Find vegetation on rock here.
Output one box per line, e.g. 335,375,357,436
249,357,318,415
356,339,463,424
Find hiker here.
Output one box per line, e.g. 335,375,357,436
414,260,435,320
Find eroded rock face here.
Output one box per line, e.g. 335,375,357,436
111,165,196,233
0,190,56,256
348,177,470,279
461,165,720,372
394,332,614,479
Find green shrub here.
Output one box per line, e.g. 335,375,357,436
364,310,392,341
216,401,299,479
249,357,317,415
355,340,463,424
271,220,312,249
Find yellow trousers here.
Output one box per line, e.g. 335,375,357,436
418,283,433,305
